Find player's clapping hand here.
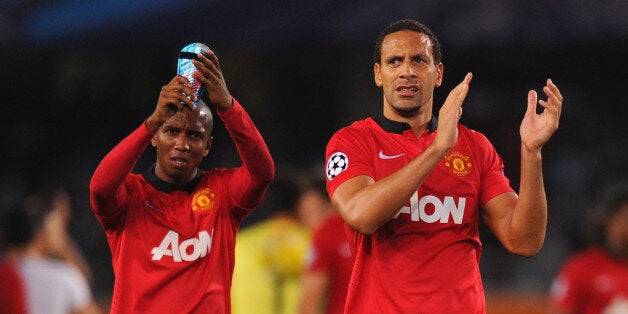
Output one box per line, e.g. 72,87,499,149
434,72,473,152
520,79,563,151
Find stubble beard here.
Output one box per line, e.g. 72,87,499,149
390,102,422,118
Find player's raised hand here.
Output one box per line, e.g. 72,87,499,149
434,72,473,152
146,76,196,132
193,51,233,111
520,79,563,151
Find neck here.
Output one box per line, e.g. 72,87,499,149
383,104,433,137
4,244,44,260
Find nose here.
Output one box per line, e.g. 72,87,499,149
174,133,190,152
400,60,416,79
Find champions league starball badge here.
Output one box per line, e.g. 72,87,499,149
177,43,211,108
326,152,348,180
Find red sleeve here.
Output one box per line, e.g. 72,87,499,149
473,131,514,206
89,123,153,217
0,261,28,314
325,124,373,200
218,98,274,210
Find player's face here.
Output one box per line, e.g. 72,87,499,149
296,190,330,230
152,109,212,185
374,30,443,117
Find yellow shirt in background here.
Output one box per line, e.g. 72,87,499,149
232,217,310,314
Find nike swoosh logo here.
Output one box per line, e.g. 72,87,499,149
145,200,163,212
379,151,405,159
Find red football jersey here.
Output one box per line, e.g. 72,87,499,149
549,247,628,314
305,214,354,314
325,116,512,313
90,100,273,314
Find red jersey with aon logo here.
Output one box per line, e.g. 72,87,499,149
90,100,273,314
325,115,513,313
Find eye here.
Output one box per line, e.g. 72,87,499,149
389,57,402,65
413,56,425,64
189,131,203,139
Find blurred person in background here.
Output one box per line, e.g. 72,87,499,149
231,174,310,314
324,19,563,312
0,188,100,314
89,49,274,313
548,183,628,314
299,177,353,314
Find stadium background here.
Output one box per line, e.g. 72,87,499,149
1,1,626,312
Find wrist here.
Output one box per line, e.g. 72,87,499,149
145,116,161,133
521,144,542,162
216,96,234,112
427,141,453,158
521,143,542,155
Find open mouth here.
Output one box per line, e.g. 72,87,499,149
171,157,189,169
396,85,419,96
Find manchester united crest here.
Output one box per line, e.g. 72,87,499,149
444,151,472,177
192,188,217,212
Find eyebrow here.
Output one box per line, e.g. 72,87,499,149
384,53,424,61
163,124,180,130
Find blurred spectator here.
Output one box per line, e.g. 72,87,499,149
548,182,628,313
0,188,100,314
299,177,353,314
232,174,310,314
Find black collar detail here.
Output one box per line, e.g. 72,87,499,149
142,163,201,193
374,112,438,134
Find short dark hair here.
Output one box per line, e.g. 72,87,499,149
585,184,628,246
1,192,55,247
373,19,442,65
1,207,34,247
265,176,301,216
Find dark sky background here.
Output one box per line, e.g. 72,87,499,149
1,0,627,301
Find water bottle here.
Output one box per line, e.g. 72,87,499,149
177,43,210,108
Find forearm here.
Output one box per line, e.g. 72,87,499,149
509,145,547,255
299,272,328,314
336,144,449,234
89,124,152,213
219,99,274,206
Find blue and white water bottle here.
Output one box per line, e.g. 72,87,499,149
177,43,210,108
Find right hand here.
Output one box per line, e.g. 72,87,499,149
145,76,197,132
44,189,72,256
433,72,473,152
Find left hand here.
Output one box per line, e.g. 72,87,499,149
520,78,563,151
193,51,233,111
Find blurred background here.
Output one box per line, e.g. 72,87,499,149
1,0,626,312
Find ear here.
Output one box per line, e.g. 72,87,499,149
374,62,383,87
435,62,444,87
151,133,158,147
203,136,213,157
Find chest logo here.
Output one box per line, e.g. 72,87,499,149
192,188,217,212
151,229,214,262
379,150,405,159
444,151,472,176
